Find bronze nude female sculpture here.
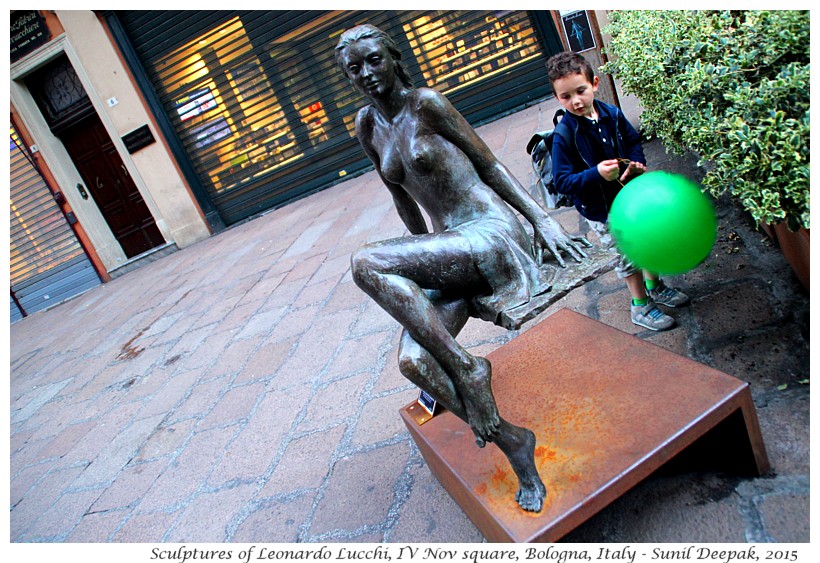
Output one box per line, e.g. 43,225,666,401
336,24,589,512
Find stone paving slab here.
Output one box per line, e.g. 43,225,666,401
9,97,809,544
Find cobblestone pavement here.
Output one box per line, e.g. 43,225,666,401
9,97,809,544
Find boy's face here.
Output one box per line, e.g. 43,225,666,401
552,72,599,118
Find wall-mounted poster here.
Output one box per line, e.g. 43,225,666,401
560,10,596,53
191,117,232,150
175,87,218,122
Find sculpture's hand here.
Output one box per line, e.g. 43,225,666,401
532,214,591,267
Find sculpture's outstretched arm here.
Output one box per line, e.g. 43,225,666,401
415,89,589,266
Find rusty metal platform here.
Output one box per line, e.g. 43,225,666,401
400,308,769,543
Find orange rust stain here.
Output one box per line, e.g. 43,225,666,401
491,466,508,485
535,445,559,464
478,464,519,508
568,473,581,482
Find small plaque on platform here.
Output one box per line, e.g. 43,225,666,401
407,389,438,425
418,389,437,416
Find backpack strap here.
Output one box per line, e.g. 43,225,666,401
550,108,571,150
551,116,592,169
525,109,568,155
552,119,571,149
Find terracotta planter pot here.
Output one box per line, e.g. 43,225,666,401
768,222,810,290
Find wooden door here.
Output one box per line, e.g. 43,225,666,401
60,113,165,258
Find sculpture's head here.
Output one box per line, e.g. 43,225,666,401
335,23,413,92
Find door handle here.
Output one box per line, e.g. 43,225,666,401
121,164,129,176
96,176,103,189
76,183,89,200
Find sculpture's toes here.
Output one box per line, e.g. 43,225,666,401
462,357,500,444
489,414,501,434
473,416,501,444
516,481,547,513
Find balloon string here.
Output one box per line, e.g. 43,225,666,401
615,158,631,187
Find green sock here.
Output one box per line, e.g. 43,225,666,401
633,297,649,306
645,278,659,291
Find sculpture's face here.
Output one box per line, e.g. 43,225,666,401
340,37,396,98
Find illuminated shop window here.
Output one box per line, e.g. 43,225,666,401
404,11,540,95
153,17,303,195
260,10,387,157
142,11,544,207
265,45,331,149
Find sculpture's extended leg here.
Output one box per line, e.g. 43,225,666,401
351,234,500,442
396,293,546,513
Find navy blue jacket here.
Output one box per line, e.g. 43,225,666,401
551,100,646,222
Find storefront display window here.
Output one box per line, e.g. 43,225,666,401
124,10,552,224
266,44,332,148
404,11,540,95
154,17,304,195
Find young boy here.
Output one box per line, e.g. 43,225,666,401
546,51,689,331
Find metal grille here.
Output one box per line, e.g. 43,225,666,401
9,124,100,320
115,10,555,225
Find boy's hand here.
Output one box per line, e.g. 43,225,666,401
598,159,647,183
619,161,646,183
597,159,620,181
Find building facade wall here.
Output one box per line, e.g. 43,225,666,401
10,10,211,276
58,11,211,250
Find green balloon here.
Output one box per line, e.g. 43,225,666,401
609,171,717,275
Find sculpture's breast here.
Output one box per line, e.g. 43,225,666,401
408,136,436,175
380,142,405,185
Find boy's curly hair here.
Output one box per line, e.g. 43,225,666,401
545,51,595,84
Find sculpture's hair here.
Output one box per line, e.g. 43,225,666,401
335,24,414,88
545,51,595,85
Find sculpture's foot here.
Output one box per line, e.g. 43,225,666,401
503,426,546,512
460,356,500,444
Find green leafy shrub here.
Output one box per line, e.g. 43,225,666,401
603,10,810,230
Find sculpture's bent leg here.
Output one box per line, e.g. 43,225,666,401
351,235,500,442
400,333,546,512
395,294,546,513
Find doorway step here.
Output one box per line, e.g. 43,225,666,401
108,242,178,279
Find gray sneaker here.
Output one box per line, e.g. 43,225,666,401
631,302,675,331
648,281,690,307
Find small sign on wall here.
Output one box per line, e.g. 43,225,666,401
11,10,51,63
121,125,156,154
560,10,596,53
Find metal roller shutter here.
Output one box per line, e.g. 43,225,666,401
113,10,556,226
10,124,101,320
